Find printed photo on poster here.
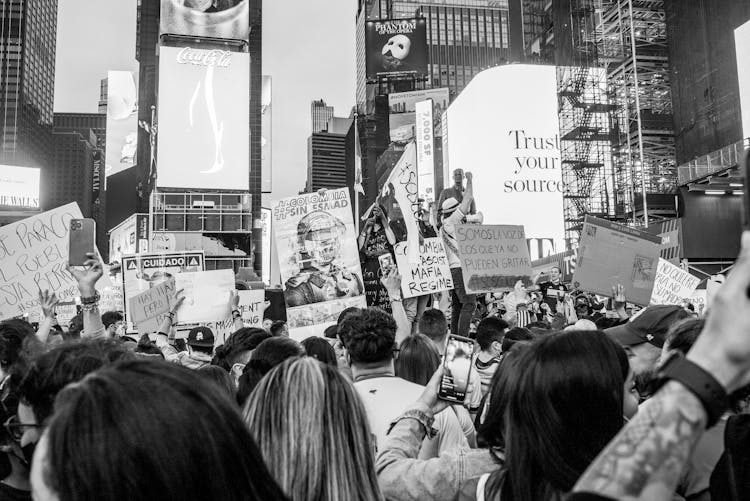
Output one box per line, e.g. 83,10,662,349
365,18,428,79
160,0,250,41
272,188,366,339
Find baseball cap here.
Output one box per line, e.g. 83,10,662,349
605,305,690,348
441,197,460,214
187,326,215,348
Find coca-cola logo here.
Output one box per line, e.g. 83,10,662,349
175,47,232,68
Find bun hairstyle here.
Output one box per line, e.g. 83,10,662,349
211,328,270,371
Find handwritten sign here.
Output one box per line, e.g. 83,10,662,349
237,289,265,327
649,258,699,305
128,278,176,334
99,285,124,313
455,224,533,294
174,270,234,324
0,203,110,321
56,302,78,328
394,238,453,298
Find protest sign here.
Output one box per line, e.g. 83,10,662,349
272,188,366,340
573,216,662,306
99,285,124,313
121,251,204,328
173,269,235,324
203,289,266,345
127,278,176,334
394,238,453,298
455,224,533,294
380,142,420,263
649,258,700,305
56,302,78,328
0,202,110,321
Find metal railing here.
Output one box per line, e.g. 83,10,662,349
677,138,749,186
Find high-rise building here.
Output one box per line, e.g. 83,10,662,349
306,117,355,197
45,130,97,217
0,0,58,169
311,99,335,133
53,113,106,150
98,78,108,114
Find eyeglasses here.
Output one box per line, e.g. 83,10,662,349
4,415,42,442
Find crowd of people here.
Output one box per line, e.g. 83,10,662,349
1,174,750,500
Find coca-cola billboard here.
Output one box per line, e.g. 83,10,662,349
160,0,249,42
156,45,249,191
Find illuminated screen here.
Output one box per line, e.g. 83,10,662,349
156,46,250,190
105,71,138,180
160,0,249,42
736,20,750,139
443,64,565,243
0,165,40,208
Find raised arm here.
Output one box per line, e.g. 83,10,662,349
381,268,411,346
35,290,59,344
457,172,473,215
67,253,105,339
573,231,750,500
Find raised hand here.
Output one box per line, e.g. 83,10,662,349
380,266,402,298
67,252,103,296
38,290,59,319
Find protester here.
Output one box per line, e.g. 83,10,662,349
531,266,568,311
300,336,337,366
244,357,382,500
437,168,477,220
500,326,534,354
212,327,270,385
473,317,508,397
439,171,476,337
133,335,164,359
31,359,286,501
269,320,289,337
340,307,468,457
358,204,397,312
236,336,305,406
161,326,215,370
197,365,236,403
101,311,124,338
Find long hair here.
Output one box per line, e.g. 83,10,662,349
243,357,382,501
500,330,628,501
394,334,440,386
44,359,286,501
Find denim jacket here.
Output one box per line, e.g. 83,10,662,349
376,402,501,501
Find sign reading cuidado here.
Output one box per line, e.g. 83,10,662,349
0,202,110,321
394,238,453,298
455,224,533,294
649,258,699,306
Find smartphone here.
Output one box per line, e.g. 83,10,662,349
68,218,96,266
378,253,395,273
438,334,476,403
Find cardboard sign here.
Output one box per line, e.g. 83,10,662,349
99,285,124,313
121,251,204,328
573,216,662,306
56,302,78,328
0,203,110,321
128,278,176,334
649,258,700,305
273,188,366,340
206,289,267,345
174,270,235,324
455,224,533,294
394,238,453,298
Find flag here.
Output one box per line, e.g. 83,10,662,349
381,142,420,262
354,116,364,195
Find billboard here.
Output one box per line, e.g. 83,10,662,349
415,99,435,203
109,213,149,264
365,18,428,79
443,64,565,245
261,75,272,193
0,165,40,209
156,46,250,190
736,20,750,139
105,71,139,180
160,0,249,42
388,87,449,142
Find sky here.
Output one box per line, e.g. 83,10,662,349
53,0,357,201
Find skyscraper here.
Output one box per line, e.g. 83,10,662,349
311,99,335,133
0,0,58,169
306,117,355,197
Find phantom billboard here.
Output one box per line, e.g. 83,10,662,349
365,18,428,79
156,46,250,190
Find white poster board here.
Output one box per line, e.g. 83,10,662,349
394,238,453,298
128,278,176,334
649,258,700,306
174,269,234,324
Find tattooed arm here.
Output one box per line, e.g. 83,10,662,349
574,231,750,500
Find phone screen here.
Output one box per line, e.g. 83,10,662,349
438,335,475,403
378,253,395,272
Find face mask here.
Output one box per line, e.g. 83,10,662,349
115,324,126,337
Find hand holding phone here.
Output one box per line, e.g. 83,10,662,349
68,219,96,267
378,253,395,274
438,335,476,403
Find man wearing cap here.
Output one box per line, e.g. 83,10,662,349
605,305,691,398
437,168,477,221
440,171,476,337
161,326,215,370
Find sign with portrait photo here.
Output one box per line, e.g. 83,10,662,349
272,188,366,340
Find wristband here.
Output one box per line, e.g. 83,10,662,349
80,292,100,305
231,309,241,318
655,352,728,428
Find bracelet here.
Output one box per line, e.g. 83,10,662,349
166,311,175,320
231,309,241,318
80,292,100,305
81,302,99,312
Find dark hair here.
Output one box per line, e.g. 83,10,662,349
18,338,133,424
323,325,339,339
394,335,440,386
0,319,37,374
197,365,236,402
269,320,287,337
418,308,447,341
475,317,508,350
665,319,704,355
497,330,629,500
134,335,164,359
44,360,285,501
236,337,304,406
212,328,270,371
336,307,362,345
339,308,396,365
301,337,337,366
64,313,84,341
101,311,124,329
525,321,550,331
501,327,534,353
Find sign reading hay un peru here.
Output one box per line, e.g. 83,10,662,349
272,188,366,340
455,224,533,295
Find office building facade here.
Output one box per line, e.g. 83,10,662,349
307,118,355,198
311,99,335,133
0,0,57,169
